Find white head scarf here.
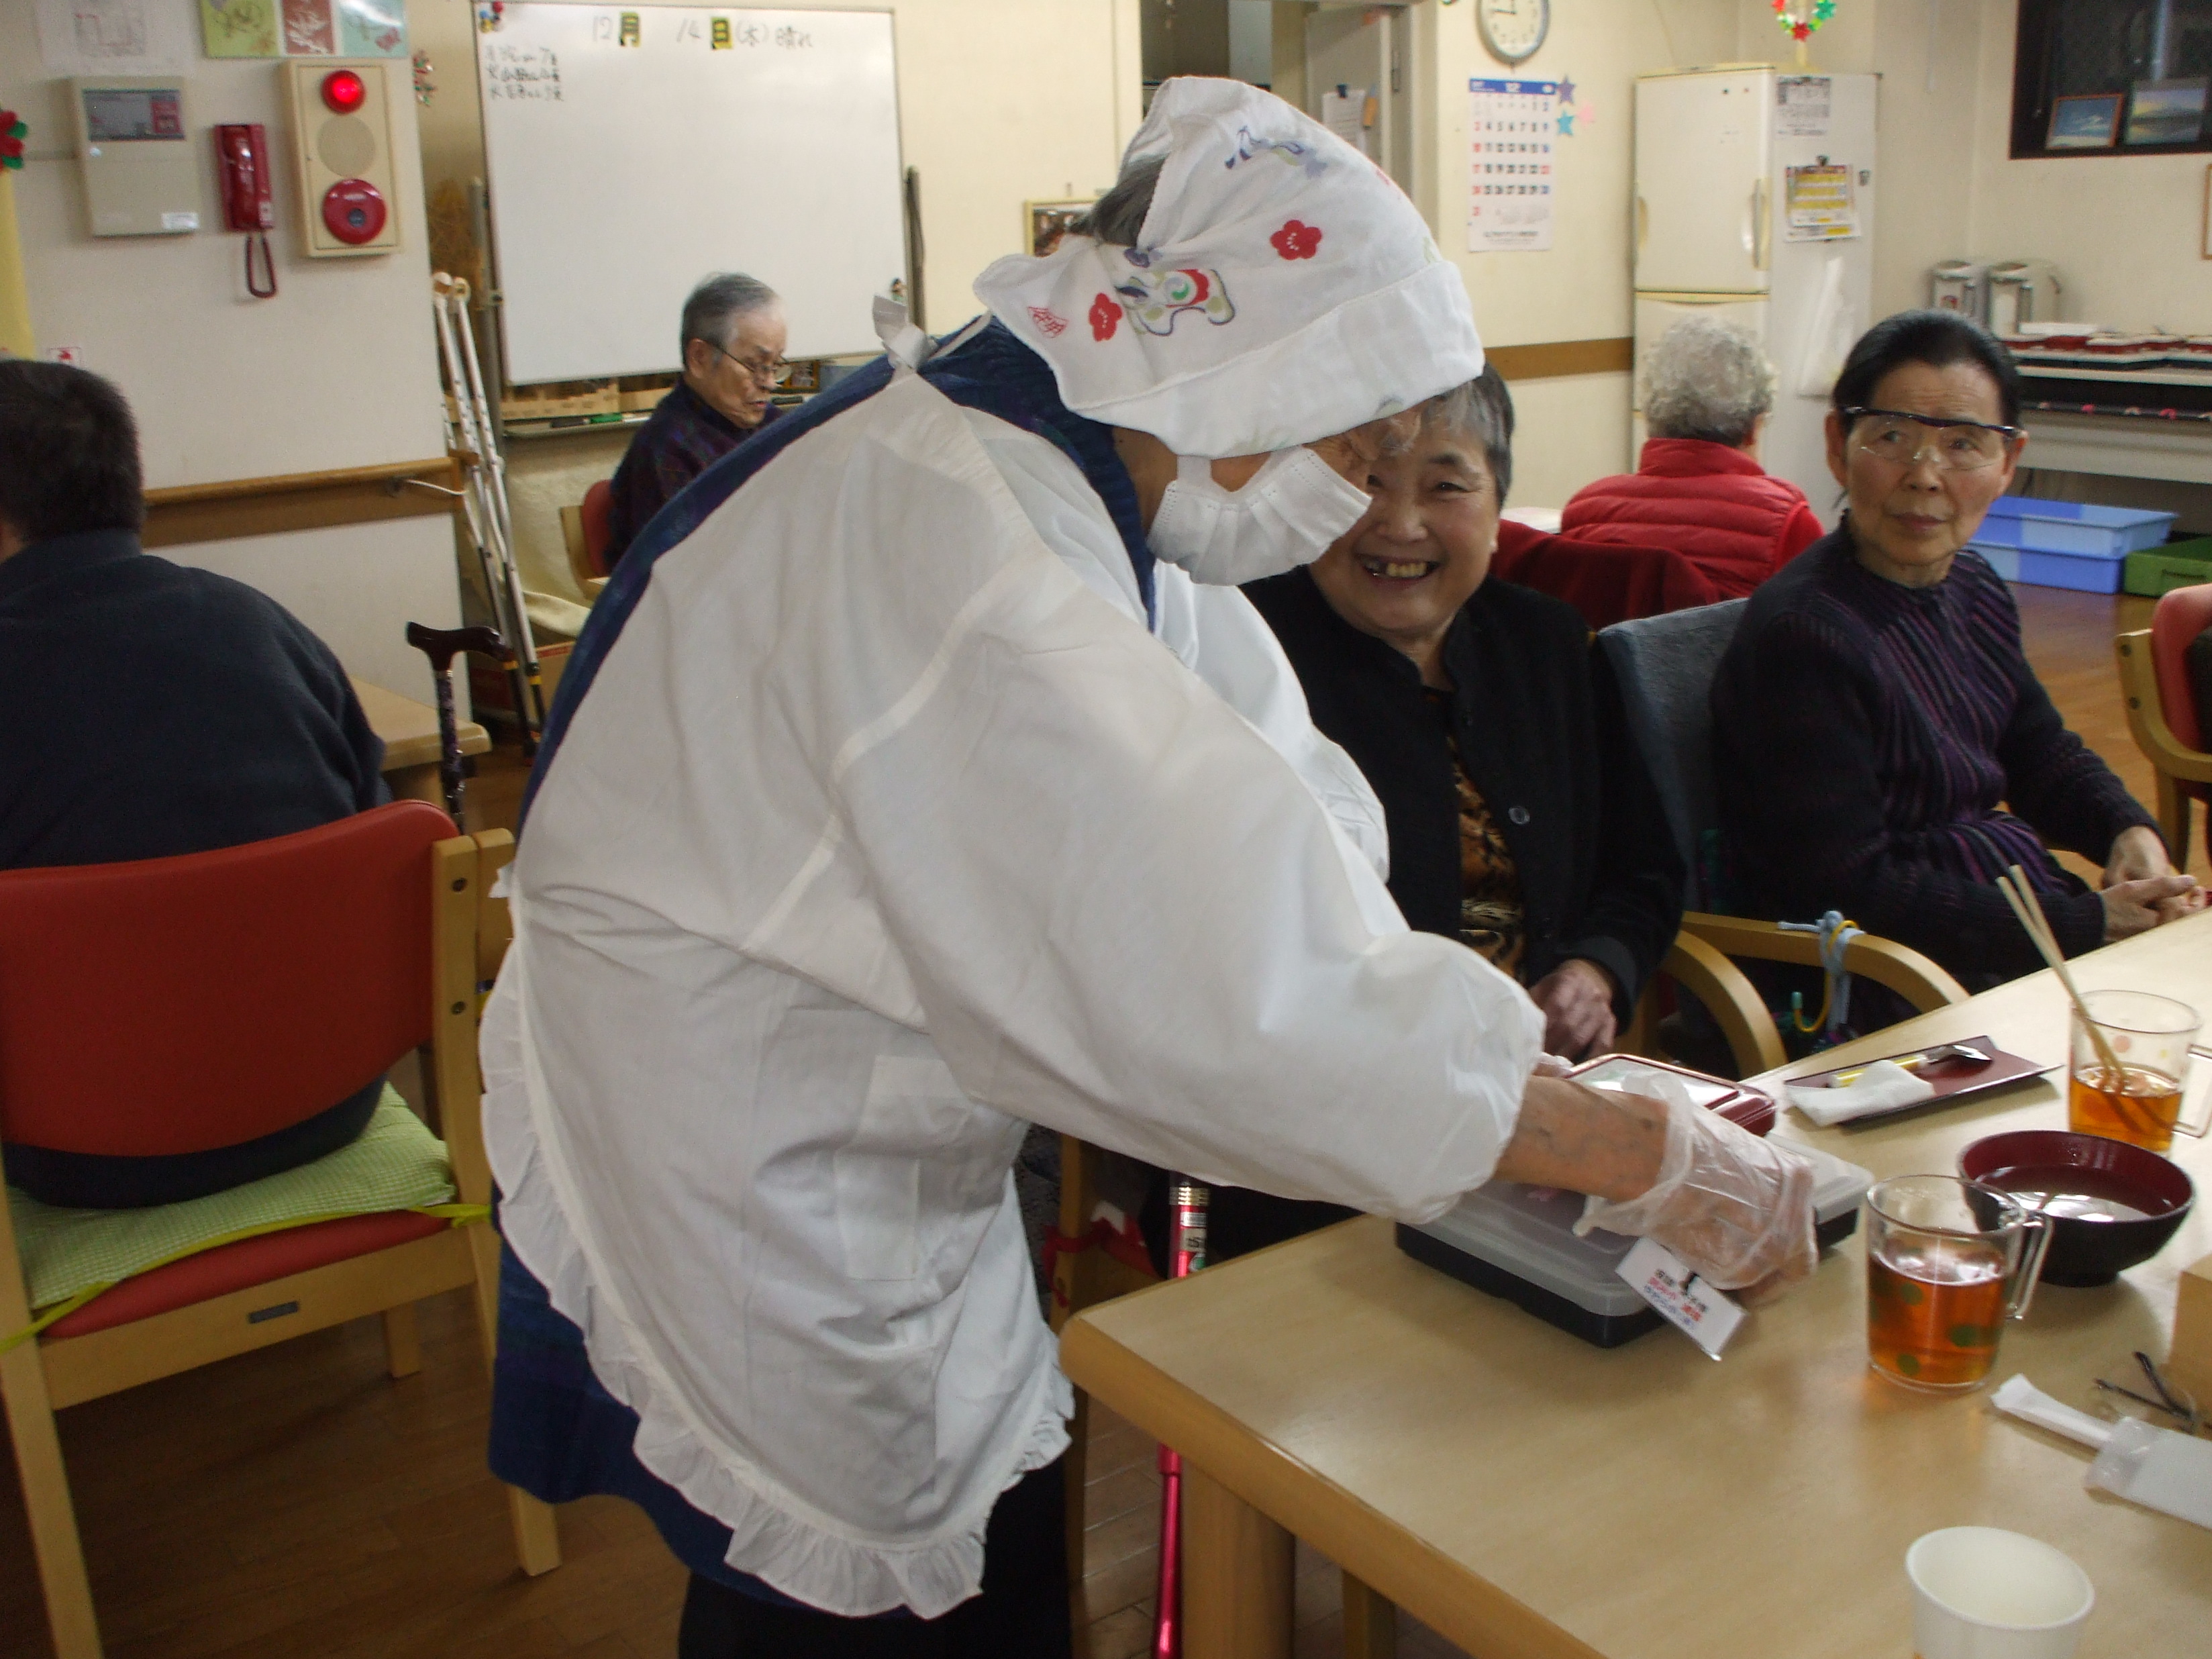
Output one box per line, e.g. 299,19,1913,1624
974,77,1484,459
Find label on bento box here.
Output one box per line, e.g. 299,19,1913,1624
1618,1238,1746,1360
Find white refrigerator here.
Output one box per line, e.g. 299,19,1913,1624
1633,68,1878,526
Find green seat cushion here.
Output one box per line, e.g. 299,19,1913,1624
9,1088,458,1313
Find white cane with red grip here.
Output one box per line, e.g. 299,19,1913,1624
1152,1177,1208,1659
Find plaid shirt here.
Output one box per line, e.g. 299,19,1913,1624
603,380,780,568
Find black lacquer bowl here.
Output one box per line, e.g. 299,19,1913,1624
1960,1131,2194,1287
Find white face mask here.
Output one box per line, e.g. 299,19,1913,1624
1146,447,1372,587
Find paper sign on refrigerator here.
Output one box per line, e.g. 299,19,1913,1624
1784,162,1858,241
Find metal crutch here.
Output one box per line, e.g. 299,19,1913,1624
444,274,546,746
432,272,543,750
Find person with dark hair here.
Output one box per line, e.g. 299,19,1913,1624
0,359,390,1206
1562,315,1821,596
603,270,787,566
1218,370,1685,1259
1712,310,2200,995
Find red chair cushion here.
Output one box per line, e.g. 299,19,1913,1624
2152,583,2212,752
0,801,452,1156
581,479,616,579
40,1210,450,1340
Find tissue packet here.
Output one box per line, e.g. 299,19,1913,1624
2087,1417,2212,1529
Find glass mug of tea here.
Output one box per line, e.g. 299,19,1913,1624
2068,989,2199,1154
1865,1175,2053,1393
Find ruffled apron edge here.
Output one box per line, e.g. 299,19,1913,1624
481,935,1074,1621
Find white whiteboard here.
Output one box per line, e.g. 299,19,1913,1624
478,4,905,384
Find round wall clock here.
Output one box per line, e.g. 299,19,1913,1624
1477,0,1550,66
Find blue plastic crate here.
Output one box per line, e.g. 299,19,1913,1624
1978,497,2176,556
2017,546,2128,593
1967,542,2021,581
1968,538,2127,592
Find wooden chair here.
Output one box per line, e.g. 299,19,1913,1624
1629,912,1968,1078
0,803,556,1659
2118,597,2212,866
558,478,617,593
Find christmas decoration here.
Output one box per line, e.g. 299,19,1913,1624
0,111,26,172
1771,0,1838,44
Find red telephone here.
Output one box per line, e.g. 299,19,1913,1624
214,123,277,297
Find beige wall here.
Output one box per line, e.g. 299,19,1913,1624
1962,3,2209,331
1403,0,1736,504
416,0,1144,603
1729,0,2212,332
0,0,462,696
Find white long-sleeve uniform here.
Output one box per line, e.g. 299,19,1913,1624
481,371,1542,1619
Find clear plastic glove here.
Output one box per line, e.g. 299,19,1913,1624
1572,1091,1819,1305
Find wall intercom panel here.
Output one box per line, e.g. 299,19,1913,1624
68,77,201,237
281,60,400,257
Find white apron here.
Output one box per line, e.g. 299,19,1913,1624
481,371,1541,1617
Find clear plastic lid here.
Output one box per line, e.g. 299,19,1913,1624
1411,1140,1872,1317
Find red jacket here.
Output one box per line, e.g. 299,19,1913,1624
1560,438,1823,599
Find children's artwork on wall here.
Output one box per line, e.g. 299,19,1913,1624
2046,92,2122,150
201,0,280,58
38,0,192,73
201,0,406,58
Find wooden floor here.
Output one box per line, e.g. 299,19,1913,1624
0,584,2192,1659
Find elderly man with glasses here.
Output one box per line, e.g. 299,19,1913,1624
603,271,789,568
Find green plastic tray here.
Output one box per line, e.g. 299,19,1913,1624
2123,538,2212,598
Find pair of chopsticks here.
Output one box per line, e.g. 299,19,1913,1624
1995,864,2163,1139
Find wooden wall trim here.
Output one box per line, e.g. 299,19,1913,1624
1485,338,1633,381
142,458,462,549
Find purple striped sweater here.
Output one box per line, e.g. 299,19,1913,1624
1711,528,2158,986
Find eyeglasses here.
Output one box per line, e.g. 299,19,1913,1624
705,340,791,387
1843,407,2021,473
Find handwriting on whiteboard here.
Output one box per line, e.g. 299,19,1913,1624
484,43,561,101
583,11,813,48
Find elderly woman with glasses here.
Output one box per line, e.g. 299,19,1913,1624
1712,310,2201,995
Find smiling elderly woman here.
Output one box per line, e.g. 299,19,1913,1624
1711,310,2202,994
1221,368,1687,1260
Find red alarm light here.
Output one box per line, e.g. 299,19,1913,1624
320,69,368,114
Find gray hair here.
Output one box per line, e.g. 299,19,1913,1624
1408,367,1515,501
1072,155,1164,246
680,271,780,355
1640,316,1776,448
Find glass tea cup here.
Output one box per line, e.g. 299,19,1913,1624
1864,1175,2053,1393
2068,990,2199,1154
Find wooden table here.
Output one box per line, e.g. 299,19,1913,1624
1061,911,2212,1659
353,677,491,807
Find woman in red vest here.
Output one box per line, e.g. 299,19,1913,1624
1562,315,1822,597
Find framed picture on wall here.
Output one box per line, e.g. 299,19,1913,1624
2047,92,2123,150
1024,199,1095,258
2125,79,2209,146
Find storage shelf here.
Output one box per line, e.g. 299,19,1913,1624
2017,363,2212,389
